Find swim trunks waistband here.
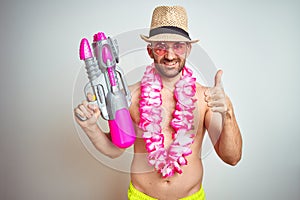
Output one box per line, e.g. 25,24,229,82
128,182,206,200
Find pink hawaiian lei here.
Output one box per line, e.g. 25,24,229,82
139,64,197,178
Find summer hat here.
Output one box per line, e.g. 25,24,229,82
140,5,199,43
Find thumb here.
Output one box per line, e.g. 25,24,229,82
87,93,96,102
88,103,99,112
88,103,101,119
214,69,223,87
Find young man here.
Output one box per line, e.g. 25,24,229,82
74,5,242,200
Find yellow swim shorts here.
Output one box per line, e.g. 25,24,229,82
128,182,206,200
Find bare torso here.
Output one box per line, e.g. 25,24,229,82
129,82,208,200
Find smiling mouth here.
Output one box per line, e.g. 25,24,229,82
163,60,178,67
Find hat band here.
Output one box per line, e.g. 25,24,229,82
149,26,191,40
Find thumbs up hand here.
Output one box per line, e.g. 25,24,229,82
204,70,228,114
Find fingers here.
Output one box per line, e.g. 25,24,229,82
87,103,101,117
74,90,102,123
205,86,227,114
207,101,225,107
82,101,94,117
205,90,225,102
210,106,228,113
87,103,98,111
205,89,225,101
74,109,87,121
74,100,95,121
205,94,226,109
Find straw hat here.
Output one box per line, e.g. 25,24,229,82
140,5,199,43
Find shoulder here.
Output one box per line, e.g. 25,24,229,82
195,82,207,97
129,81,141,91
128,82,141,107
195,82,209,113
129,81,141,99
128,82,141,123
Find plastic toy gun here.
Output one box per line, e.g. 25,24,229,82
79,32,135,148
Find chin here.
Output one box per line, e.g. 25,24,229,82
158,67,183,78
154,61,185,78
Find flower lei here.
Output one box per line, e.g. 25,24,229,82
139,64,197,178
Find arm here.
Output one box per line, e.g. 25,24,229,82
205,96,242,165
74,98,124,159
204,70,242,165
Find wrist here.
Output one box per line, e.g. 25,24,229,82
223,103,235,127
223,96,232,118
80,121,98,130
82,124,101,137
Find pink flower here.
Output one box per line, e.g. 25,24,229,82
139,64,197,178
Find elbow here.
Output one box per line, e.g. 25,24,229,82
108,154,121,159
224,153,242,166
218,147,242,166
93,148,124,159
105,149,125,159
227,158,241,166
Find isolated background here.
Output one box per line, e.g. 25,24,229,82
1,0,299,199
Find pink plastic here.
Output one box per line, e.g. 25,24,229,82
93,32,107,42
107,67,116,86
79,38,93,60
109,108,136,148
95,32,116,86
102,45,113,64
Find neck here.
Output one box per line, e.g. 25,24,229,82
158,71,182,90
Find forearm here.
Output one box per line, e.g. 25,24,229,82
216,98,242,165
82,124,124,159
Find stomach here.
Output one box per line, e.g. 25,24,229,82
130,151,203,200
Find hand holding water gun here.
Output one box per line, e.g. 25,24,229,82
75,32,136,148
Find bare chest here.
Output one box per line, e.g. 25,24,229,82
160,93,176,147
131,84,207,147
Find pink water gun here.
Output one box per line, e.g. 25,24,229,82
79,32,135,148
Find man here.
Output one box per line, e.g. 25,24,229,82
74,5,242,200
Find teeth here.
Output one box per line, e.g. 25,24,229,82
164,61,177,66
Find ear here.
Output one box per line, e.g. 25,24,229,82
147,44,154,59
186,43,192,57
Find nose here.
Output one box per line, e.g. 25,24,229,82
165,47,176,60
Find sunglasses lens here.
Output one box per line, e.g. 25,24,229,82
173,43,187,55
153,43,167,56
152,42,187,56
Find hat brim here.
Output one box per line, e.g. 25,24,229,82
140,33,199,43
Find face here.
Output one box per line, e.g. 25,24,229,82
147,41,191,78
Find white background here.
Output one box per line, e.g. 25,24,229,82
0,0,299,199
